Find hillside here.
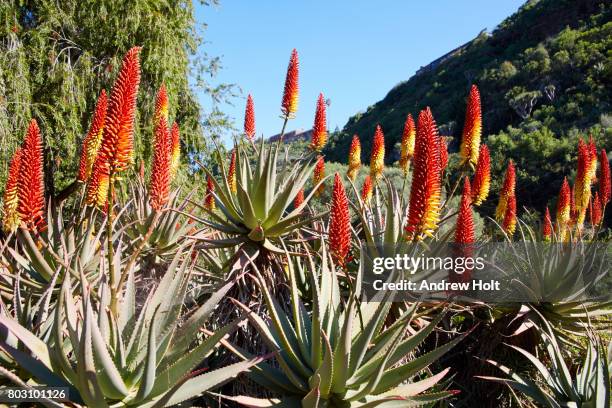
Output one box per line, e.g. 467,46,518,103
325,0,611,214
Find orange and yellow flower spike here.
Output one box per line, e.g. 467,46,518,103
281,49,299,118
543,207,552,241
361,175,373,204
399,113,415,174
370,125,385,181
495,160,515,222
347,135,361,181
455,178,475,244
587,136,598,185
228,150,237,194
86,47,141,207
2,148,22,232
574,138,596,228
169,122,180,179
78,90,108,182
405,108,442,240
244,94,256,141
329,173,351,267
502,194,517,237
313,155,325,197
204,175,215,211
18,119,46,231
471,144,490,206
556,177,571,230
86,166,110,209
154,83,169,127
310,93,327,152
459,85,482,169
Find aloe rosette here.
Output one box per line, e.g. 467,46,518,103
192,139,327,253
479,314,610,407
0,250,259,407
222,244,467,407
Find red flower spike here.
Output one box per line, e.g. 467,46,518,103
590,192,602,226
228,150,237,194
294,188,305,212
87,47,141,207
405,108,442,239
543,207,552,241
599,149,610,205
281,49,299,118
452,178,475,282
204,175,215,210
455,178,475,244
347,134,361,181
361,175,373,204
459,85,482,168
169,122,180,179
399,113,416,173
502,194,517,237
439,137,449,176
3,148,23,232
244,94,256,140
370,125,385,180
78,90,108,182
471,144,490,206
495,160,516,222
310,93,327,151
313,155,325,197
329,173,351,267
17,119,46,231
149,116,171,211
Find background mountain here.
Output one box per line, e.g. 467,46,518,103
325,0,611,217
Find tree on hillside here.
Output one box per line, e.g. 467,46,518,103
0,0,233,196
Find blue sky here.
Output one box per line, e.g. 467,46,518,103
195,1,525,143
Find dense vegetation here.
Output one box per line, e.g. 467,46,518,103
0,2,610,407
326,0,611,217
0,0,232,197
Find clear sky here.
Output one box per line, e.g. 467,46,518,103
195,1,525,143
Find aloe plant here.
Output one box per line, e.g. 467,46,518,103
493,221,611,343
1,204,104,298
125,180,194,259
0,271,58,371
192,139,327,254
0,249,260,407
222,243,467,407
479,314,610,407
